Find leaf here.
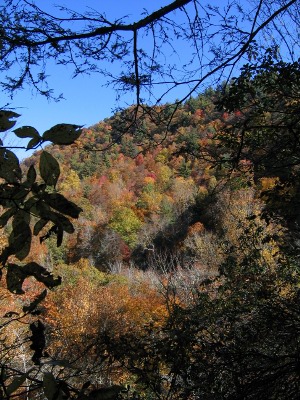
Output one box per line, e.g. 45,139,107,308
37,210,74,247
7,262,61,294
0,247,12,266
24,196,40,216
24,262,61,288
40,151,60,187
42,124,82,145
14,126,40,139
13,209,30,227
58,215,75,234
27,136,42,150
27,165,37,185
0,208,15,228
33,218,49,236
44,193,82,218
56,225,63,247
30,320,45,364
43,372,59,400
7,263,26,294
9,220,32,260
0,111,20,132
11,186,29,202
0,148,22,182
6,374,27,395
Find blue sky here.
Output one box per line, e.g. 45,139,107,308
2,0,180,158
2,0,297,159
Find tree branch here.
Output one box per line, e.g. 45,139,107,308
17,0,192,47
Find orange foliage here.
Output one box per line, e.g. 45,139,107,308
43,269,167,359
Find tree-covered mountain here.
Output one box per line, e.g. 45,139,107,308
1,60,300,398
22,88,258,272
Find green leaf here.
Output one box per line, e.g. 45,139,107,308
9,220,32,260
44,193,82,218
43,372,58,400
0,208,15,228
56,226,63,247
14,126,40,139
40,151,60,187
27,136,42,150
6,374,27,395
0,111,20,132
29,198,50,220
24,196,39,215
47,211,75,234
10,186,29,203
13,210,31,227
0,148,22,182
27,165,37,185
58,215,75,234
42,124,82,145
33,218,49,236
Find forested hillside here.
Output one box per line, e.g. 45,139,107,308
23,88,226,270
22,87,263,271
1,59,300,399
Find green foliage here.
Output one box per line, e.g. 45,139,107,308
109,207,142,247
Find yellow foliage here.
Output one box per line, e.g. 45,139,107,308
155,148,169,164
109,169,120,182
0,229,7,252
59,169,81,194
139,191,163,214
144,176,155,185
43,274,167,360
260,177,279,191
172,177,197,213
157,164,173,189
198,185,208,199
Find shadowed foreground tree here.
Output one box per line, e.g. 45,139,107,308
215,52,300,248
102,216,300,399
0,112,85,398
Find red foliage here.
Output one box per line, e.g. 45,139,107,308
146,172,157,181
234,110,243,117
195,109,205,118
120,242,131,262
135,153,144,166
98,175,108,186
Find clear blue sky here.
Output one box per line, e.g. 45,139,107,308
2,0,295,159
2,0,180,158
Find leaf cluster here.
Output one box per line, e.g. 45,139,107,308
0,110,83,398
